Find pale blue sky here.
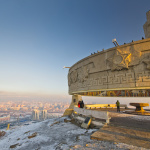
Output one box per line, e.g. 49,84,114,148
0,0,150,96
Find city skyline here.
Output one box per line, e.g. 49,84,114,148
0,1,150,98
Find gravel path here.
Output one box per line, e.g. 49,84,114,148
109,112,150,132
94,108,150,132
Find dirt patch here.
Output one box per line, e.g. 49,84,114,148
28,132,37,139
10,143,19,148
24,131,30,134
64,119,71,123
50,121,60,127
0,131,6,137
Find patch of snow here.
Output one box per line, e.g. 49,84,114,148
67,128,86,135
87,129,97,133
0,117,149,150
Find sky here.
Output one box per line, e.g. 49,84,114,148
0,0,150,100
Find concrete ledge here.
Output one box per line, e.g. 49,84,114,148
74,106,111,123
75,115,104,127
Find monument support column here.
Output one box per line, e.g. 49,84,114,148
63,95,82,116
143,10,150,38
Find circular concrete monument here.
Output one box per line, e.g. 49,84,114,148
68,39,150,97
63,11,150,116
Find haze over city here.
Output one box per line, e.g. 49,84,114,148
0,1,150,150
0,0,150,101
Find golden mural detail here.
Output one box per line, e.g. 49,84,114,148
107,49,131,71
76,90,150,97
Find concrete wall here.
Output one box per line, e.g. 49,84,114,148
74,106,109,120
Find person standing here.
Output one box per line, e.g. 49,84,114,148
116,100,120,112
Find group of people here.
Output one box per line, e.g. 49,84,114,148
77,99,121,112
78,100,84,108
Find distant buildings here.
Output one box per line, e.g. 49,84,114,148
0,100,69,123
32,110,40,120
0,115,10,122
41,110,47,120
32,109,47,120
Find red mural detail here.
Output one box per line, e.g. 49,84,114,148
114,90,121,96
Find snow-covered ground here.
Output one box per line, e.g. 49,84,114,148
0,117,149,150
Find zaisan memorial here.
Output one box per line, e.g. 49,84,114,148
64,11,150,116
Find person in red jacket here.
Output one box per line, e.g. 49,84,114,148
78,101,81,108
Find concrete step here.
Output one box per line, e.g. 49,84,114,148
91,126,150,149
102,126,150,140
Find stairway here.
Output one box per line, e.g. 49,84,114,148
91,125,150,149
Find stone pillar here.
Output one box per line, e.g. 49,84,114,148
143,10,150,38
63,95,82,116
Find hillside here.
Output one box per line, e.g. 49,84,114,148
0,116,149,150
